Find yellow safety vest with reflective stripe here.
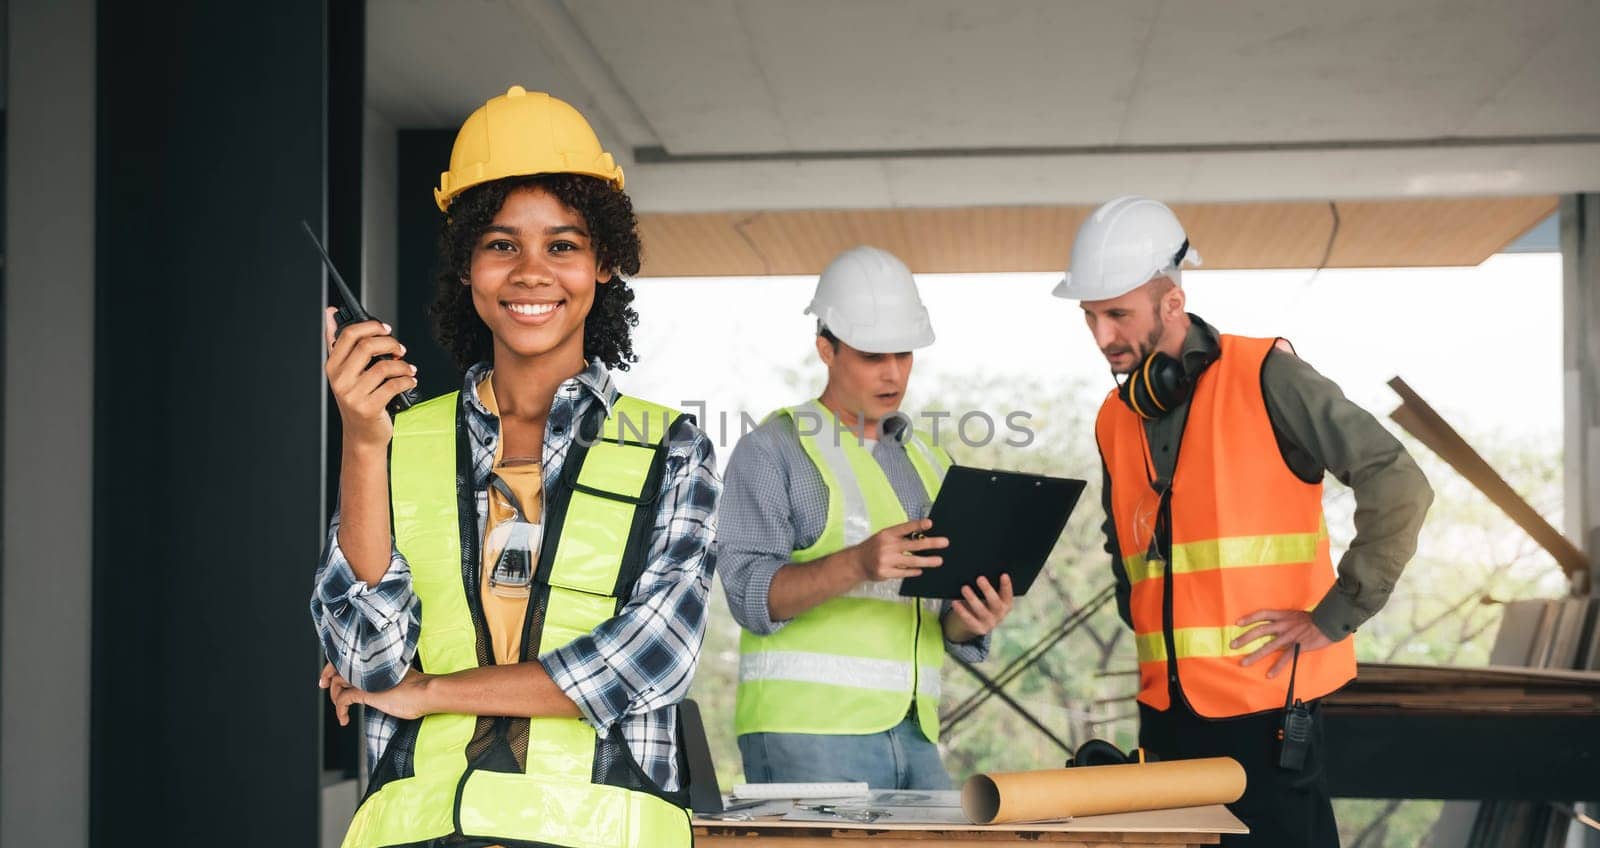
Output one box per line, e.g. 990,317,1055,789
340,391,692,848
735,400,953,742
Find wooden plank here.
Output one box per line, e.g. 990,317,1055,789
1491,601,1556,666
1547,600,1589,669
1326,662,1600,715
695,835,1214,847
1350,662,1600,687
1388,377,1591,584
1586,600,1600,671
691,817,1238,837
693,804,1244,837
634,197,1557,277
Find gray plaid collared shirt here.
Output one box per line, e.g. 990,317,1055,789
718,407,989,663
311,360,720,791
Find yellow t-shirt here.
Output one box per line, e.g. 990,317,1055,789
477,375,542,666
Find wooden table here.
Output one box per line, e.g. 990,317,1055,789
694,804,1247,846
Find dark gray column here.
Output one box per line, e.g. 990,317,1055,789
396,129,459,399
2,1,95,845
92,2,327,843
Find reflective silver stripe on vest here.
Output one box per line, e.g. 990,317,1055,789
742,651,943,699
842,578,945,618
844,577,905,602
801,400,873,546
902,434,947,617
904,432,948,474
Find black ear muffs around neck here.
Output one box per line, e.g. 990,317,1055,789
1118,351,1192,420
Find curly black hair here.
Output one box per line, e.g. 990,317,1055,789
428,173,641,372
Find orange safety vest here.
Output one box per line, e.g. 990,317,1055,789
1096,334,1356,718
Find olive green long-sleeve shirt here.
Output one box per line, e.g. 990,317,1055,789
1100,315,1433,641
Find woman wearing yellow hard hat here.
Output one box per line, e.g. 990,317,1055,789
312,86,717,848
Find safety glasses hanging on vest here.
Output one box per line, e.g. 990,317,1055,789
485,467,542,598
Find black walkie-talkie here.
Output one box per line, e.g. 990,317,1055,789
1277,642,1312,771
301,221,417,415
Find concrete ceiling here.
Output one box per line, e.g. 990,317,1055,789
366,1,1594,271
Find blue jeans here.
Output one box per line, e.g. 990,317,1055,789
737,715,952,790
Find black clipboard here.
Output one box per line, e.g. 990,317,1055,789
898,465,1085,599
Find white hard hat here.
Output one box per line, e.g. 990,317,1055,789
805,246,935,353
1052,195,1202,301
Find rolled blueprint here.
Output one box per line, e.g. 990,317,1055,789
961,757,1246,824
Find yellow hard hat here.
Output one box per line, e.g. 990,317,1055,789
434,86,624,212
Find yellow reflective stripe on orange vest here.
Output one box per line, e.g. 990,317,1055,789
1099,334,1356,717
1135,624,1278,662
1123,527,1328,585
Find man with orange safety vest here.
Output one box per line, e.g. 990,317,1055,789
1054,196,1433,846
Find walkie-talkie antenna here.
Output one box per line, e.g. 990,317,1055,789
301,219,417,414
300,220,370,322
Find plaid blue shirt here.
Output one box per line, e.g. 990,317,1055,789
311,361,720,791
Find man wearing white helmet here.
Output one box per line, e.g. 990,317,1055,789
718,245,1015,788
1057,196,1432,846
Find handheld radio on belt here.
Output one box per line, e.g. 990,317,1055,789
1277,642,1312,771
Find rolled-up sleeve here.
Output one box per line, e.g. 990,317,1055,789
942,615,992,663
542,420,721,731
309,505,421,692
715,428,799,636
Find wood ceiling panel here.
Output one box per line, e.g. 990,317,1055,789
635,196,1557,278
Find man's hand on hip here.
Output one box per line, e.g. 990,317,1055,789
1233,608,1337,679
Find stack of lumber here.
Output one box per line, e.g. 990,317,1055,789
1414,597,1600,847
1326,662,1600,714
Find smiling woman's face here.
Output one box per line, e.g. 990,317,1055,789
467,185,611,367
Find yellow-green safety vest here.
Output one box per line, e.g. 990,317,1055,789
341,391,693,848
735,400,954,742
